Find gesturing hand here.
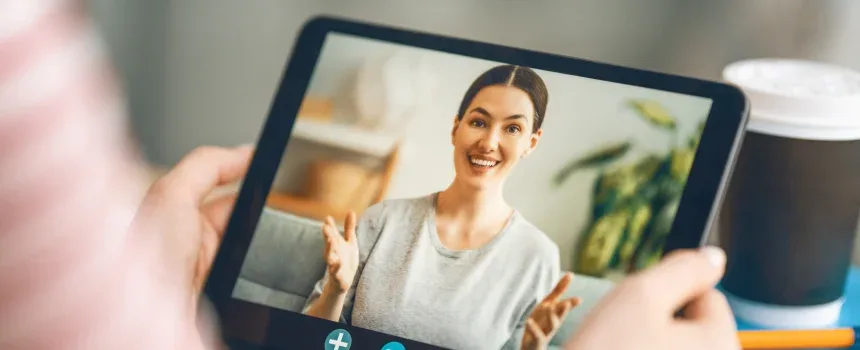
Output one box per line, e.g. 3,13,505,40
522,272,582,350
321,212,360,294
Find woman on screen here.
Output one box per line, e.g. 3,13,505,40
302,64,578,350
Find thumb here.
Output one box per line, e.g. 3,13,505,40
631,246,726,312
201,193,238,234
344,211,357,243
158,145,253,205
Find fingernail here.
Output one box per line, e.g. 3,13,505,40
701,245,726,267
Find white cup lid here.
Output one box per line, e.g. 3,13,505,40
723,58,860,141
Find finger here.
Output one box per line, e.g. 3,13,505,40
549,306,562,331
526,318,547,345
194,220,221,293
324,216,340,236
631,246,727,312
322,227,341,262
192,195,239,289
201,193,238,235
678,290,739,349
321,222,337,244
683,289,736,328
559,300,578,322
344,211,357,242
554,298,579,321
543,272,573,302
322,217,342,242
157,145,254,205
560,296,582,311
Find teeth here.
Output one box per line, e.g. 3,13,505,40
469,157,498,167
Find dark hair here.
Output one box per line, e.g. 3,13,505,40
456,64,549,133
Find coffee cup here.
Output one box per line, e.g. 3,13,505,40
718,58,860,329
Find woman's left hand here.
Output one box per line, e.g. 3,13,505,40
521,273,582,350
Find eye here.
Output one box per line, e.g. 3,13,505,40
506,125,522,135
469,119,487,128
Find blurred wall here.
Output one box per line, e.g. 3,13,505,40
88,0,168,158
87,0,859,167
153,0,683,166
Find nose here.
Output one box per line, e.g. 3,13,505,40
477,128,501,152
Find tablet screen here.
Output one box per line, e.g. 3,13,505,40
229,32,714,350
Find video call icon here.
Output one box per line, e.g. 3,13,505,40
325,329,352,350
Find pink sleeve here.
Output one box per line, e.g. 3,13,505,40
0,2,211,349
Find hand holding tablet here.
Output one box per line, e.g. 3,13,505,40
566,247,740,350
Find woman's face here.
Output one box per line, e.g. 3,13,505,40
451,85,542,190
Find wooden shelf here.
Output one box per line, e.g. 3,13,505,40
291,118,399,157
266,191,352,224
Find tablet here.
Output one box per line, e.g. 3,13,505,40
205,15,749,350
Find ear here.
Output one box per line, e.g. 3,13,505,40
523,129,543,158
451,116,460,144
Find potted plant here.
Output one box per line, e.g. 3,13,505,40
552,99,706,278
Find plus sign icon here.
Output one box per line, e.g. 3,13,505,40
324,329,353,350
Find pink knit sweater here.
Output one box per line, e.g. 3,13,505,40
1,1,209,349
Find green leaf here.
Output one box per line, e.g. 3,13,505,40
670,147,696,183
591,166,632,218
552,142,631,187
630,198,680,271
652,198,681,240
638,160,685,220
688,119,706,148
648,156,683,198
631,155,663,185
657,174,686,203
636,241,666,272
575,209,630,277
588,155,663,220
629,100,677,130
616,202,653,268
592,186,621,220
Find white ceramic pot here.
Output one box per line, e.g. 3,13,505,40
353,51,437,133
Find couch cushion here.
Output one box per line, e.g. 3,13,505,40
233,277,310,312
238,208,328,298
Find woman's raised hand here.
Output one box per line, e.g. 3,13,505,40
321,211,360,294
522,272,582,350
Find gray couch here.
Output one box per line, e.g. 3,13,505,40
232,207,616,349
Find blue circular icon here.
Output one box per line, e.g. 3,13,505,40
325,329,353,350
382,341,406,350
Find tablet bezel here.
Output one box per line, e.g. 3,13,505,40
204,14,749,347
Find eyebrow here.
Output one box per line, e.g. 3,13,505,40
469,107,526,121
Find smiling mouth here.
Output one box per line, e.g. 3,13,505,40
468,156,500,168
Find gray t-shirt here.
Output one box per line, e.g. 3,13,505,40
302,193,560,350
